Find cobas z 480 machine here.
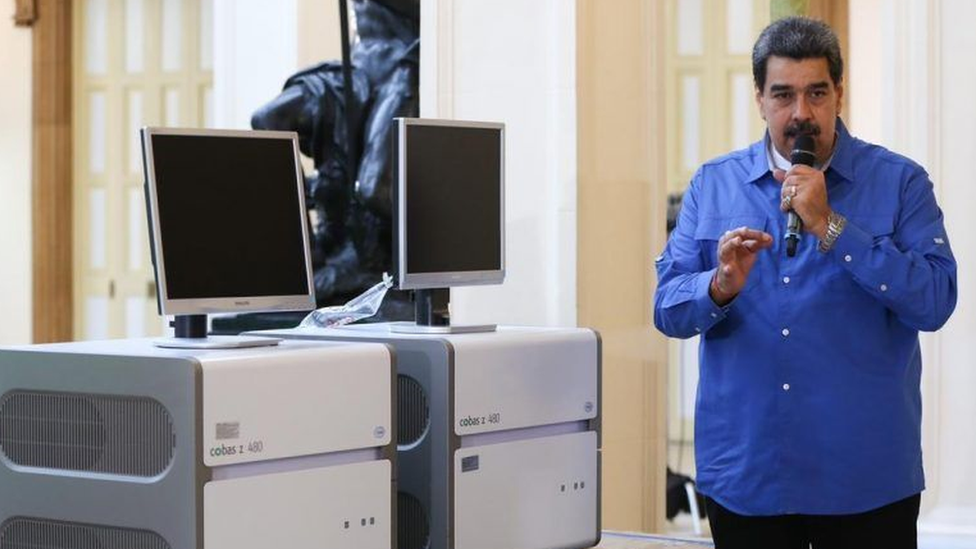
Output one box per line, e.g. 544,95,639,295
0,339,396,549
255,325,603,549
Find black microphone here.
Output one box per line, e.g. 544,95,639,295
785,134,816,257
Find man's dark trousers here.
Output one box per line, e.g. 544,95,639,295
705,494,921,549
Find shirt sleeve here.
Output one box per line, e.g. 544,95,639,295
829,171,957,331
653,172,731,339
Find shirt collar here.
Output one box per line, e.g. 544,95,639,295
745,117,855,184
767,139,794,171
766,133,835,172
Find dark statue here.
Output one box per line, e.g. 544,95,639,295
214,0,419,333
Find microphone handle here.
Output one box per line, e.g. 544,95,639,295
788,136,815,257
786,210,803,257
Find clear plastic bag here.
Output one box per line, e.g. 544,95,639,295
298,273,393,329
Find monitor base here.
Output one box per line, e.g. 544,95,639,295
153,335,282,349
388,322,496,334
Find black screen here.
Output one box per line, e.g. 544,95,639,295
150,134,310,300
405,125,502,274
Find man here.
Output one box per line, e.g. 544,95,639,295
653,17,957,549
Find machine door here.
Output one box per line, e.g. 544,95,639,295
454,431,598,549
205,460,392,549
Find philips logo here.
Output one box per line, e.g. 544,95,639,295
234,300,250,306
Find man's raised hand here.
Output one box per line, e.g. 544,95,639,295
710,226,773,305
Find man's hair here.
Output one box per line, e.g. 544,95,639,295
752,16,843,92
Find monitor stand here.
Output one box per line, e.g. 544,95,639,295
389,289,496,334
153,314,282,349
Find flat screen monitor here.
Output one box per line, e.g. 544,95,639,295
393,118,505,291
141,127,315,346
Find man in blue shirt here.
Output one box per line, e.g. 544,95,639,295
653,17,957,549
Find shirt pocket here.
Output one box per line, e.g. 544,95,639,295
817,214,894,289
694,214,768,285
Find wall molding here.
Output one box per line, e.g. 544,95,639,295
418,0,453,118
32,0,73,343
14,0,36,27
576,0,668,531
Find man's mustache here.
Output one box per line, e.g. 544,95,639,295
784,121,821,138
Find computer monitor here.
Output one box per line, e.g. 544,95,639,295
141,127,316,348
392,118,505,332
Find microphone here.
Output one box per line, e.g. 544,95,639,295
785,134,816,257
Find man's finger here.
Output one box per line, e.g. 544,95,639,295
727,227,773,242
786,164,818,178
718,235,742,261
742,238,774,251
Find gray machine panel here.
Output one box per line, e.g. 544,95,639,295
0,349,202,549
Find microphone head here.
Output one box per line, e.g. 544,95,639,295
790,134,817,167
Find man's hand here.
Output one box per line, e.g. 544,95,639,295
774,166,831,239
711,226,773,306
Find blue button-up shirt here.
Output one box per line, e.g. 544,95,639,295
653,119,957,516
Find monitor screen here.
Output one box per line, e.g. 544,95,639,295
142,128,315,316
394,118,505,290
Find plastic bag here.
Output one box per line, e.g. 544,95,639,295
298,273,394,329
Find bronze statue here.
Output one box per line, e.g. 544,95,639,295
251,0,419,322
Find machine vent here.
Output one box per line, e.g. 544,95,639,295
397,492,430,549
0,390,175,477
397,375,429,447
0,517,171,549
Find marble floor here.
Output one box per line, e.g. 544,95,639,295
596,531,713,548
595,530,976,549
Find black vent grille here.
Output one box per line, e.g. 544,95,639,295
397,492,429,549
0,518,171,549
397,375,429,446
0,391,175,477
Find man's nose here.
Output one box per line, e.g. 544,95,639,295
793,94,812,120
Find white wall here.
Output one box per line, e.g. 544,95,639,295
213,0,343,176
0,23,33,345
847,0,882,142
421,0,577,327
849,0,976,536
213,0,299,129
925,0,976,534
298,0,342,68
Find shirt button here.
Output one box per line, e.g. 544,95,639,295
844,254,853,262
880,284,888,292
783,383,791,391
695,326,701,333
710,312,718,318
781,328,790,337
783,276,791,284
